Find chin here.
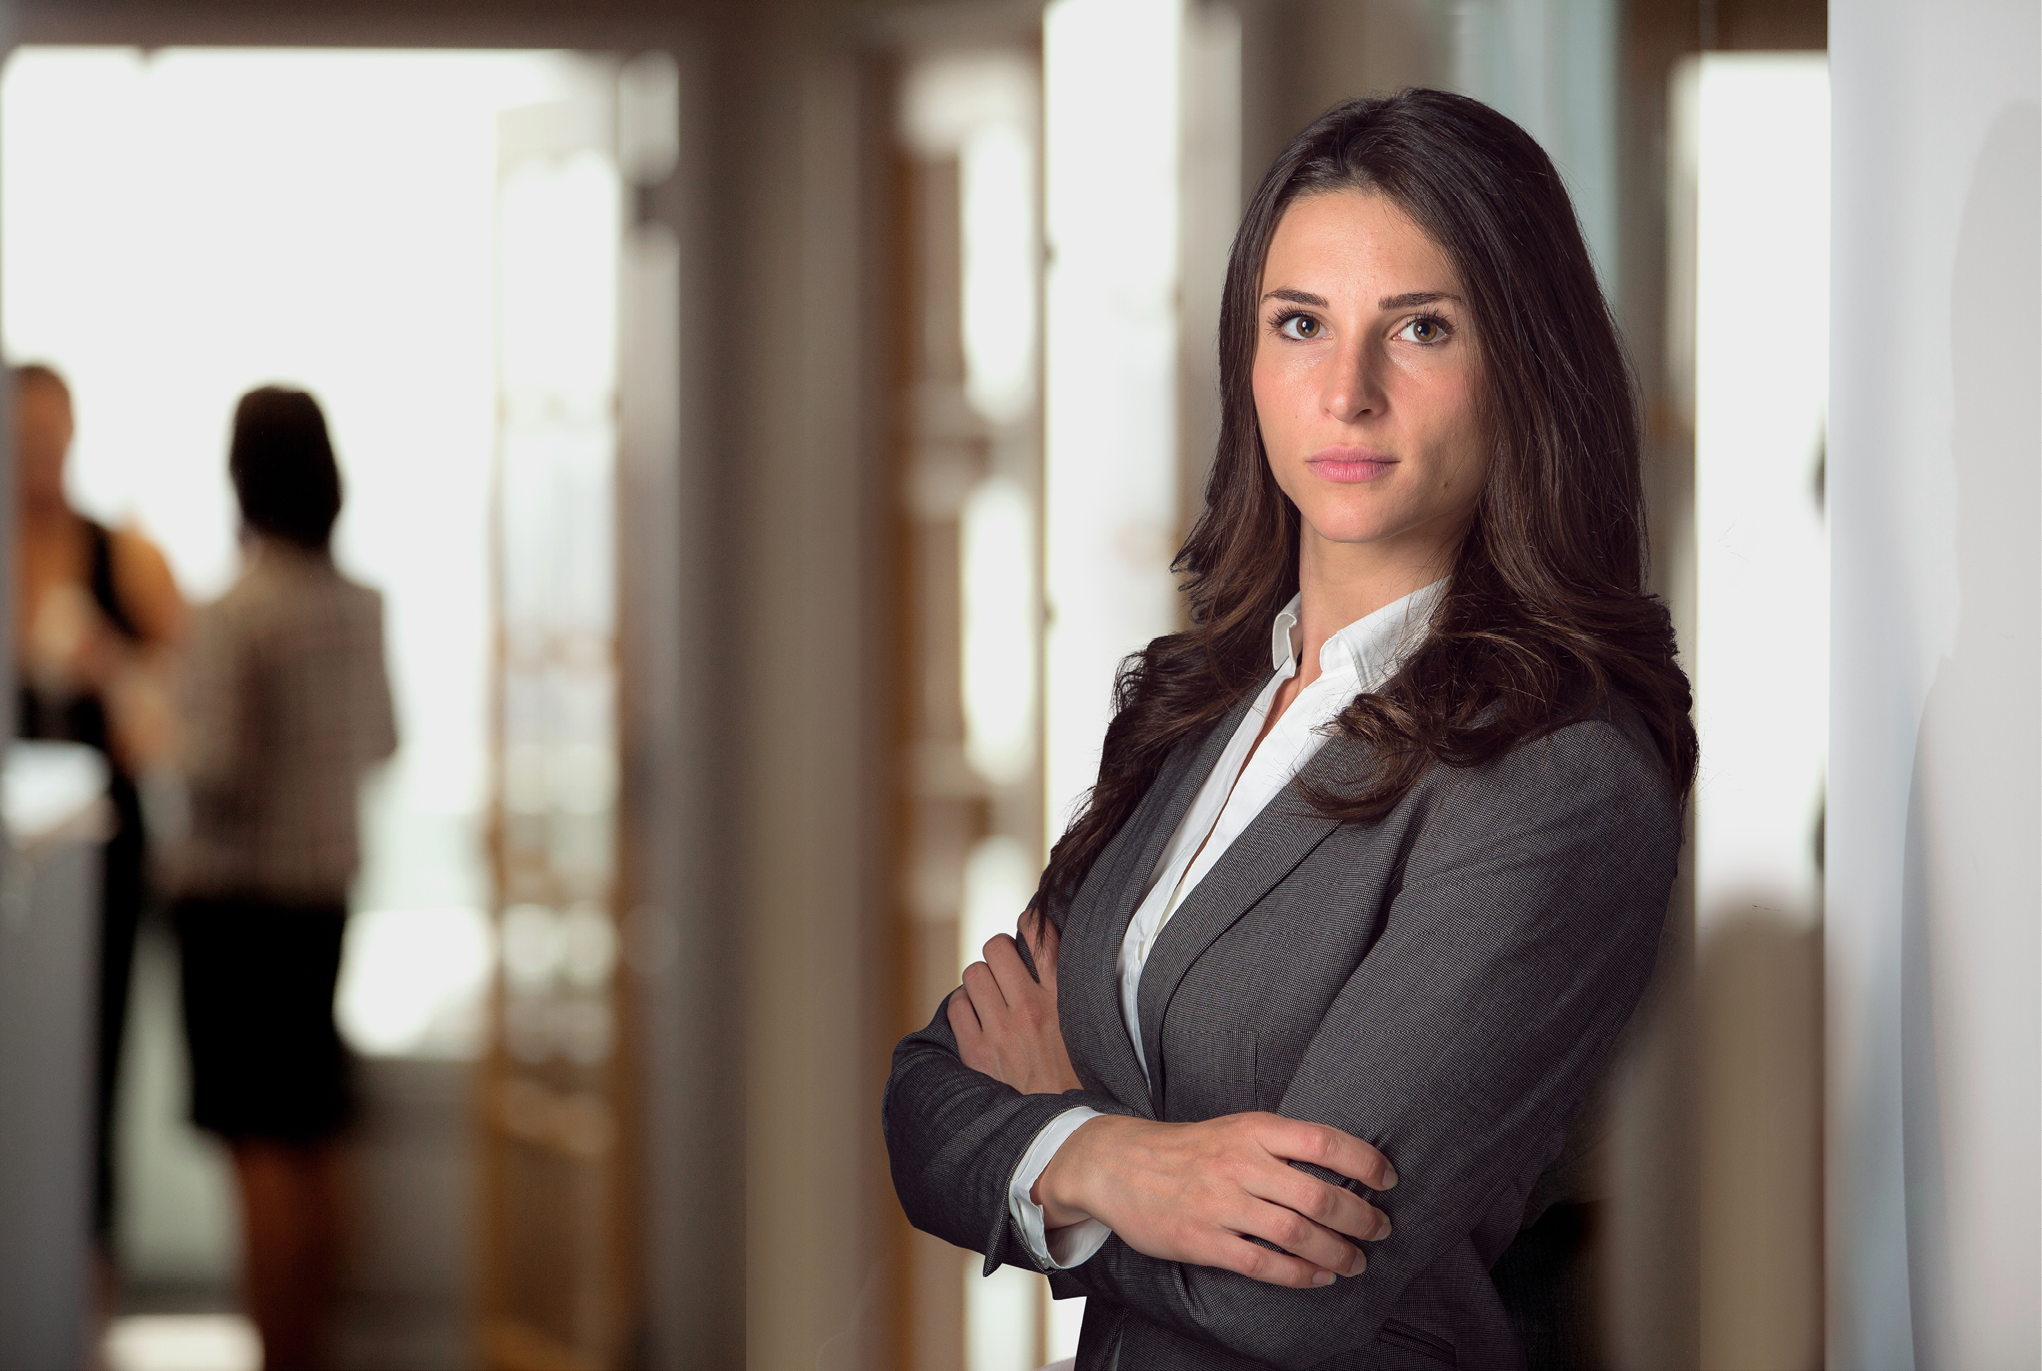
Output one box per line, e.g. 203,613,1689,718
1295,503,1405,547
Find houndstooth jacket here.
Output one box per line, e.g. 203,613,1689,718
176,540,397,904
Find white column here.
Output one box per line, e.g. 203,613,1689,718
1042,0,1185,845
1694,53,1829,947
1829,2,2040,1364
1690,53,1830,1370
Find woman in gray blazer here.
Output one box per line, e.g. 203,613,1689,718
885,91,1694,1370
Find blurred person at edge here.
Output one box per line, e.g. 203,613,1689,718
886,93,1695,1370
13,362,187,1268
170,386,395,1371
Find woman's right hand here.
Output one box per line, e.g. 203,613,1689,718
1033,1112,1397,1288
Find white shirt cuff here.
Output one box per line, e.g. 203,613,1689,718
1007,1107,1113,1270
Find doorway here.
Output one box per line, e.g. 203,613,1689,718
1,44,651,1369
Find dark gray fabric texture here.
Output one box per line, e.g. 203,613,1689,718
883,686,1681,1370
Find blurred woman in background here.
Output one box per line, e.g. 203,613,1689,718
173,386,395,1371
12,362,186,1266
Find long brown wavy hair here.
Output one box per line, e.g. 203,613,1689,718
1037,89,1696,919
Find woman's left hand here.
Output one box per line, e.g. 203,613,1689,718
949,910,1083,1096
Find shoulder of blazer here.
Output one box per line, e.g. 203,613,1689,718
1500,696,1677,807
1396,693,1673,797
1391,698,1684,868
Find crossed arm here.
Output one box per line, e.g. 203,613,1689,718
949,913,1397,1288
885,719,1678,1364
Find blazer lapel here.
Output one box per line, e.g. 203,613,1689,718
1135,733,1366,1114
1058,687,1264,1116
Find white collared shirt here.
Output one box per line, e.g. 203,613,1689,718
1005,580,1447,1270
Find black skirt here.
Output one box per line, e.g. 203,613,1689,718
173,896,353,1141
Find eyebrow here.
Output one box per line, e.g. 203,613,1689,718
1263,288,1330,307
1378,290,1460,309
1261,287,1461,310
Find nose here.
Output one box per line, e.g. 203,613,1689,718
1321,338,1383,424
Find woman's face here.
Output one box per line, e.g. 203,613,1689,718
1252,189,1489,569
14,381,72,515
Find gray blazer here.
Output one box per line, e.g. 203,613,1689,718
884,685,1681,1369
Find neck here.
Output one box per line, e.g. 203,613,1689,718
1291,521,1457,687
248,534,324,563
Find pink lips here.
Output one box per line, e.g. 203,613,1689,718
1305,446,1397,483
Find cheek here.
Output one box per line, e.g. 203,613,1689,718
1251,357,1301,450
1250,358,1275,421
1250,369,1307,505
1448,447,1493,502
1421,378,1488,489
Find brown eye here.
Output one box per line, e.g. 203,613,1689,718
1397,316,1447,344
1278,314,1322,340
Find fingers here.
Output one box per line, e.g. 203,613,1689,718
961,957,1009,1012
1254,1114,1398,1191
982,934,1042,1007
1199,1230,1344,1290
1015,908,1062,987
1244,1164,1389,1246
945,987,983,1045
948,985,1005,1082
1074,1115,1371,1290
1234,1197,1367,1279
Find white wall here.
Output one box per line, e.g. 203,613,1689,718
1693,56,1828,946
1690,53,1829,1370
1042,0,1185,843
1829,2,2040,1366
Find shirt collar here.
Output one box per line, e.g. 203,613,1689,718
1269,578,1449,689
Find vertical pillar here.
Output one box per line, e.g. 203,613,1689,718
1829,2,2040,1364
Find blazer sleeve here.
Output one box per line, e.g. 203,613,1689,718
885,984,1141,1276
1050,714,1681,1367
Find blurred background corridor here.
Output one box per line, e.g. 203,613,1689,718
0,1,2030,1370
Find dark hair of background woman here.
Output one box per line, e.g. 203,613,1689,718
15,361,71,400
229,386,343,552
1038,89,1698,918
